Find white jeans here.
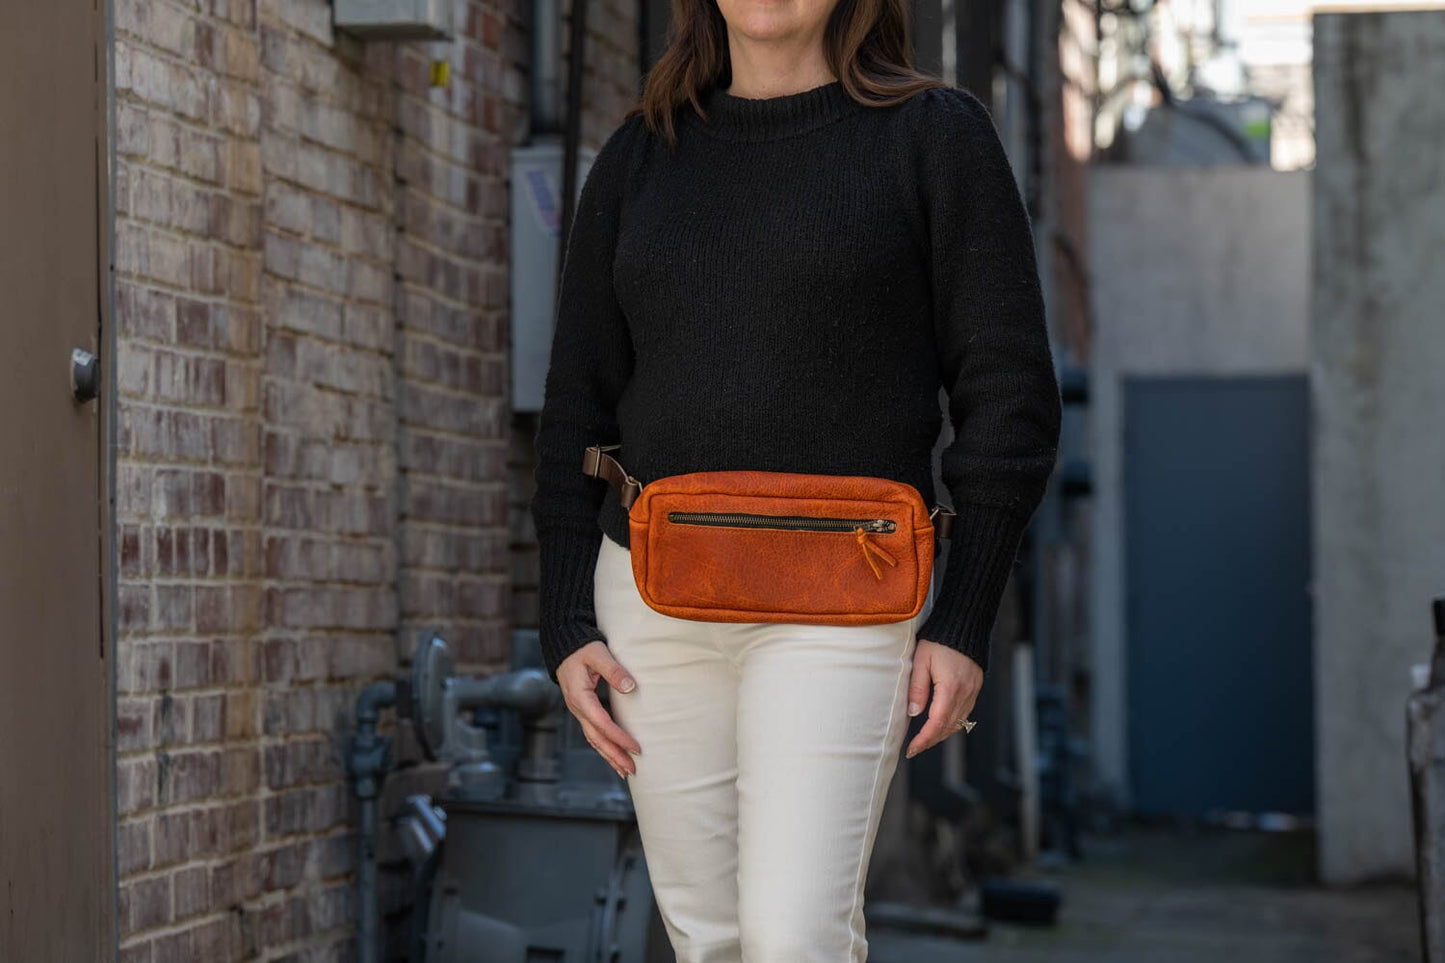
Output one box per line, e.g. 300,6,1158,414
593,534,919,962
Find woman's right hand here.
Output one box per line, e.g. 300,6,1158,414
557,640,642,779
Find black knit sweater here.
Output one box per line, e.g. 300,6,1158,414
529,79,1062,683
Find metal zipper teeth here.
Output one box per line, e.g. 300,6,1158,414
666,512,896,533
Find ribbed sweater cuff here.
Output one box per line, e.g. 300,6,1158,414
536,524,607,683
915,502,1032,674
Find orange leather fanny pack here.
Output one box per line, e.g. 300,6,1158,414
582,444,955,626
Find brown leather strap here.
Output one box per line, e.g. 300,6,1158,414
930,504,955,539
582,444,954,538
581,444,644,510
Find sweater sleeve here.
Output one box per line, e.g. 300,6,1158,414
529,116,641,683
910,86,1063,674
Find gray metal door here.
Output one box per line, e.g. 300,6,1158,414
1124,375,1314,817
0,0,115,957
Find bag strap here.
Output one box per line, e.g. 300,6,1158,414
581,444,955,539
581,444,644,510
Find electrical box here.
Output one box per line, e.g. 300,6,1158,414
510,141,597,413
333,0,453,40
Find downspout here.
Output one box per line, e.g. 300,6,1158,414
556,0,590,298
534,0,592,302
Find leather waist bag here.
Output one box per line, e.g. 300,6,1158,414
582,444,956,625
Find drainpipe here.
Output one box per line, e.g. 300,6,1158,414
535,0,590,300
350,681,398,963
531,0,563,136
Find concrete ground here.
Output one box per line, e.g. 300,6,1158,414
867,825,1421,963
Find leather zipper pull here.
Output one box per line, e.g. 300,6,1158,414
854,527,899,580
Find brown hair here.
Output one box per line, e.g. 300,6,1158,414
625,0,947,149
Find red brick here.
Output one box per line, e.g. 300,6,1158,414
117,817,153,876
172,864,211,919
153,809,191,866
191,692,225,742
118,585,151,636
118,697,154,752
157,749,221,805
121,874,172,935
221,746,261,795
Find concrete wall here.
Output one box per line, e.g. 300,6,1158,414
111,0,640,958
1086,165,1311,807
1312,9,1445,884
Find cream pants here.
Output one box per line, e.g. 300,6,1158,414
593,534,919,962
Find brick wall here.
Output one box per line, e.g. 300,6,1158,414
111,0,640,958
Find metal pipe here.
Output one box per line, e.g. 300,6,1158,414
1408,599,1445,962
358,795,378,961
530,0,562,135
350,681,397,963
554,0,591,301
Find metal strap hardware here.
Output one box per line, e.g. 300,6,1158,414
582,444,955,539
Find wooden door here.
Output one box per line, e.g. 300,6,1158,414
0,0,115,957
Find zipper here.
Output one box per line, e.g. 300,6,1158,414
666,511,896,534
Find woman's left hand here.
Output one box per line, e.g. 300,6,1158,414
903,639,983,759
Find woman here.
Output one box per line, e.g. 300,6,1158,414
529,0,1062,955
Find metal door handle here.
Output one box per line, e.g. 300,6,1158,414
71,348,99,402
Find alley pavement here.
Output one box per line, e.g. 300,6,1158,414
868,824,1420,963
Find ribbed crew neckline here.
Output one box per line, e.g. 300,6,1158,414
690,79,861,141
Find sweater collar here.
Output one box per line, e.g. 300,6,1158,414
689,79,861,141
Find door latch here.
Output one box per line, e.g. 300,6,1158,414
71,348,99,402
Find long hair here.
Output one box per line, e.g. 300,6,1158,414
625,0,947,149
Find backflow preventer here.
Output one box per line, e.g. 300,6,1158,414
348,634,672,962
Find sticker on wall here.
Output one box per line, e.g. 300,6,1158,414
525,167,561,239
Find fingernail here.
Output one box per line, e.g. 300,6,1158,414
905,748,917,759
617,677,636,693
908,701,921,717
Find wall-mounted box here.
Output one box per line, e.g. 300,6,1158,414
333,0,453,40
511,141,597,414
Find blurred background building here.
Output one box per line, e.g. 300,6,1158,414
1,0,1441,959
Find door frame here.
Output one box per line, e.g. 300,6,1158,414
102,0,120,955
